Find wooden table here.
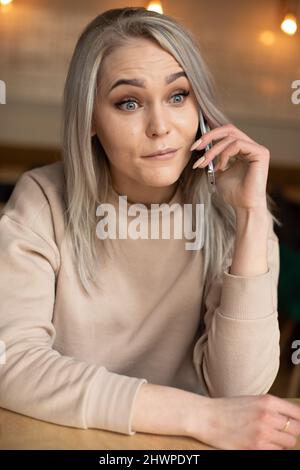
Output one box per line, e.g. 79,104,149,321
0,407,211,450
1,400,300,450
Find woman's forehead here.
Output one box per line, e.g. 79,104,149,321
102,39,179,73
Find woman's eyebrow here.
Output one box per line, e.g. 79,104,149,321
108,71,187,94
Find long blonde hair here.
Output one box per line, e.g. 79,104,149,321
62,6,279,303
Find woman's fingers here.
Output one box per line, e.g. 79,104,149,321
195,395,300,450
192,136,235,169
276,415,300,437
272,395,300,423
271,429,298,449
271,414,300,435
247,395,300,449
260,395,300,448
200,139,265,169
260,444,284,450
192,138,269,173
190,123,256,151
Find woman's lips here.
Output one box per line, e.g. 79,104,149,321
142,149,178,160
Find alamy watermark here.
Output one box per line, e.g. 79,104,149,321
0,340,6,365
291,339,300,365
0,79,6,104
291,80,300,105
96,197,205,250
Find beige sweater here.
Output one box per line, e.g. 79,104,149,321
0,162,280,435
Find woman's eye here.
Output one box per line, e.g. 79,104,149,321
116,99,138,111
115,90,190,112
170,91,190,104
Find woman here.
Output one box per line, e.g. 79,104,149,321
0,7,300,450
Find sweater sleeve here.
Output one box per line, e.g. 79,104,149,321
0,212,147,435
193,213,280,397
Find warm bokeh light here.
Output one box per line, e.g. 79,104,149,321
0,0,13,6
281,13,298,35
259,30,276,46
146,1,163,14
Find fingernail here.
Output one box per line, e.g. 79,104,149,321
190,139,202,151
192,156,206,169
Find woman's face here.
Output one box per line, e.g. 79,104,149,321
92,37,199,205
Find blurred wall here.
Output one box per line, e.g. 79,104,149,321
0,0,299,167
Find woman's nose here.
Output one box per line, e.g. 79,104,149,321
146,105,171,137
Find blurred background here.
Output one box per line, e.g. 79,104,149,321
0,0,299,397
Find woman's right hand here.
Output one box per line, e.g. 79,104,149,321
189,394,300,450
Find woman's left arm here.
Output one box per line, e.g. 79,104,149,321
191,124,281,396
192,122,276,277
230,206,270,276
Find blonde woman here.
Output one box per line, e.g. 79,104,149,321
0,7,300,450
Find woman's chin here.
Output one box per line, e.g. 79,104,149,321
142,168,181,187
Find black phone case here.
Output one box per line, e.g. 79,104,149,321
191,123,205,161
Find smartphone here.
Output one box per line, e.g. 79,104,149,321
199,110,216,194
